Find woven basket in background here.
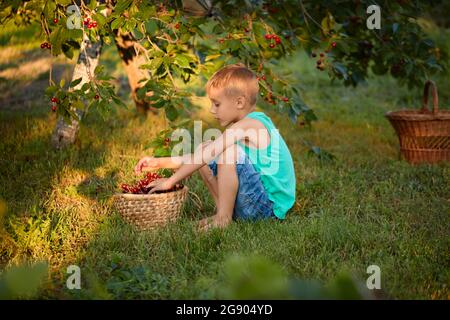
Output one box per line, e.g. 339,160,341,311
385,80,450,164
113,186,189,230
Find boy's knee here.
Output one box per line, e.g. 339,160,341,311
217,144,239,166
200,163,215,179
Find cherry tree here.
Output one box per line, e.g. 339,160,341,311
0,0,446,149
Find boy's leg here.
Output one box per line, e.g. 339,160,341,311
199,144,239,231
198,165,218,206
198,140,219,206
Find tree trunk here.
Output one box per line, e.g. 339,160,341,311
112,28,157,115
50,33,103,149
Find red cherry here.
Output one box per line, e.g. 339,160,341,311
269,43,275,48
175,23,180,29
40,43,45,49
94,94,100,100
47,43,51,49
320,53,324,57
274,36,281,44
51,105,57,112
51,97,58,103
265,34,272,40
121,184,130,193
282,97,289,102
53,18,58,24
131,187,139,194
91,21,97,28
261,75,266,81
331,42,337,48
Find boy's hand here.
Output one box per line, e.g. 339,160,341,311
147,178,174,194
134,157,160,175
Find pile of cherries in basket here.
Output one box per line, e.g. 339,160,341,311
120,172,183,194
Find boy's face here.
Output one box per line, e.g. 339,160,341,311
208,87,245,127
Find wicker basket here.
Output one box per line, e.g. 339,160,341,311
113,186,189,230
385,80,450,164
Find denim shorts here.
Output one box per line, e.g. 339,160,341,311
207,145,275,221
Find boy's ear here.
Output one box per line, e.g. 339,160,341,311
236,96,246,109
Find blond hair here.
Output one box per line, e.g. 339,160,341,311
205,63,259,107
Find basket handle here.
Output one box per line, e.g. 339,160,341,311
421,80,439,114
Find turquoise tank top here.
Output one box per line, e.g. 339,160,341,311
237,111,296,219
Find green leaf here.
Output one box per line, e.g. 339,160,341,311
94,12,107,26
392,23,399,34
69,77,82,88
49,26,64,56
174,55,190,69
59,79,65,88
88,0,97,10
94,65,105,75
321,12,335,36
422,39,434,47
62,47,74,60
112,95,128,109
288,106,297,123
152,100,168,109
144,20,159,35
72,99,85,111
133,28,144,40
81,83,91,92
154,146,171,157
67,107,80,121
228,39,241,52
333,63,348,80
45,86,58,97
111,17,125,30
113,0,133,15
136,87,147,100
165,105,178,121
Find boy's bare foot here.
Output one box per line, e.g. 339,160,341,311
198,214,232,232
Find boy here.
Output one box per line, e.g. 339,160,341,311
134,63,296,231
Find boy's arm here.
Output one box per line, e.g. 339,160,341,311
163,120,250,188
141,140,214,171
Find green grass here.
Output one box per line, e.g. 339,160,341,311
0,22,449,300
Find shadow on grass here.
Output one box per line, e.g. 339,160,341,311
0,62,73,111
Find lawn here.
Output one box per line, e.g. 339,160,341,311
0,21,448,300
